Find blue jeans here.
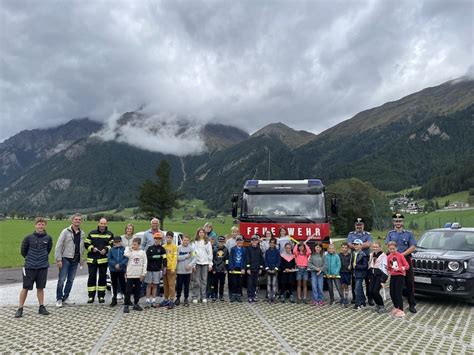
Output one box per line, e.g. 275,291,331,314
56,258,79,301
354,278,367,306
311,272,324,301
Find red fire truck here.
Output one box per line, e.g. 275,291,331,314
231,179,337,248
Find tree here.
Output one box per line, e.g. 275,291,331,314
327,178,390,236
137,160,180,229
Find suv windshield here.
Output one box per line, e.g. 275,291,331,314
241,192,325,220
418,230,474,251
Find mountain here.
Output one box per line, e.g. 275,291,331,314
0,114,249,213
251,122,315,148
0,118,102,188
1,77,473,213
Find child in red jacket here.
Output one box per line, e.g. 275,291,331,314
387,241,410,317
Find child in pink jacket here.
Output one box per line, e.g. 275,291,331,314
293,236,312,304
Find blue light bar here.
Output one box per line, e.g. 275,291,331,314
245,180,259,186
307,179,322,186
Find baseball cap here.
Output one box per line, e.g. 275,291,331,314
236,236,243,241
251,235,259,241
153,232,162,239
353,239,363,245
113,236,122,242
218,236,225,242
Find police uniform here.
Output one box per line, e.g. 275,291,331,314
84,227,114,301
385,213,417,309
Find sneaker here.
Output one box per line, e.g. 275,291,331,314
212,298,217,303
202,298,208,303
310,300,318,306
98,298,105,304
62,298,75,306
174,299,181,306
117,293,123,300
289,295,296,303
14,307,23,318
145,302,151,309
219,297,225,302
133,304,143,311
248,298,253,303
296,299,300,304
110,298,117,307
160,300,170,308
87,298,94,304
151,302,157,308
329,300,334,306
230,295,235,303
378,306,388,314
236,296,242,303
184,299,189,307
123,305,130,313
391,308,399,315
56,300,63,308
192,299,198,304
319,301,325,306
409,306,417,314
368,299,375,306
38,305,50,315
394,309,406,317
167,302,175,310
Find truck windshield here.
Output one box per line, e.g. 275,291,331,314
418,230,474,251
241,193,325,220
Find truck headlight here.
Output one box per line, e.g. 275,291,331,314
448,261,460,272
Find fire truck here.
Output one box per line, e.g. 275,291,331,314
231,179,337,247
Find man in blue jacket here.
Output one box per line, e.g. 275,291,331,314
15,217,53,318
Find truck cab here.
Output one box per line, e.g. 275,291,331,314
232,179,335,247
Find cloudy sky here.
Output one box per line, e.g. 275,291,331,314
0,0,473,143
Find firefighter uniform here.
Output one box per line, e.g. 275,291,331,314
84,227,114,301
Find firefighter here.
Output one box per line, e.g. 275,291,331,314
84,217,114,303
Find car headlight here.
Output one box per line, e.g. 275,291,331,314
468,259,474,271
448,261,460,272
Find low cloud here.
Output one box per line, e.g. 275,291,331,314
94,112,207,156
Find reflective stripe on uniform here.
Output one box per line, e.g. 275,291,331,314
87,258,95,264
87,286,97,291
97,258,108,264
89,234,112,239
97,286,107,291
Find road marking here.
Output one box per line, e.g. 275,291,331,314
90,307,122,355
245,303,295,354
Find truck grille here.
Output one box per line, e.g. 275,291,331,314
412,259,447,272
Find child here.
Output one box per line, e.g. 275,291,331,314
108,236,128,307
308,243,326,306
15,217,53,318
352,239,368,310
368,241,388,313
226,226,241,251
192,227,213,303
124,237,147,313
212,236,229,301
278,243,296,303
278,227,294,253
246,235,264,303
387,241,410,317
162,231,178,309
339,243,352,306
260,230,274,254
228,236,246,302
176,235,195,307
325,244,344,305
145,233,167,309
204,222,218,245
264,237,280,303
293,237,312,304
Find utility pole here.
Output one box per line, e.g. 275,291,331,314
268,147,271,180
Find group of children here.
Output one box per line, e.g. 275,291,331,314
109,224,411,317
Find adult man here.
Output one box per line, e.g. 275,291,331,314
84,218,113,303
385,213,417,313
15,217,53,318
347,218,373,305
142,218,163,251
55,213,85,307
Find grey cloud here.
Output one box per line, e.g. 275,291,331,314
0,0,472,143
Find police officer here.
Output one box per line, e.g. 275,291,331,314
347,218,373,305
84,218,114,303
385,213,417,313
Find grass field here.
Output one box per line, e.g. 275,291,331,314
0,217,235,269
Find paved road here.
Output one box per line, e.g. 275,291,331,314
0,275,473,354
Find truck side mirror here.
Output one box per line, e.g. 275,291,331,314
231,193,239,218
330,196,339,217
